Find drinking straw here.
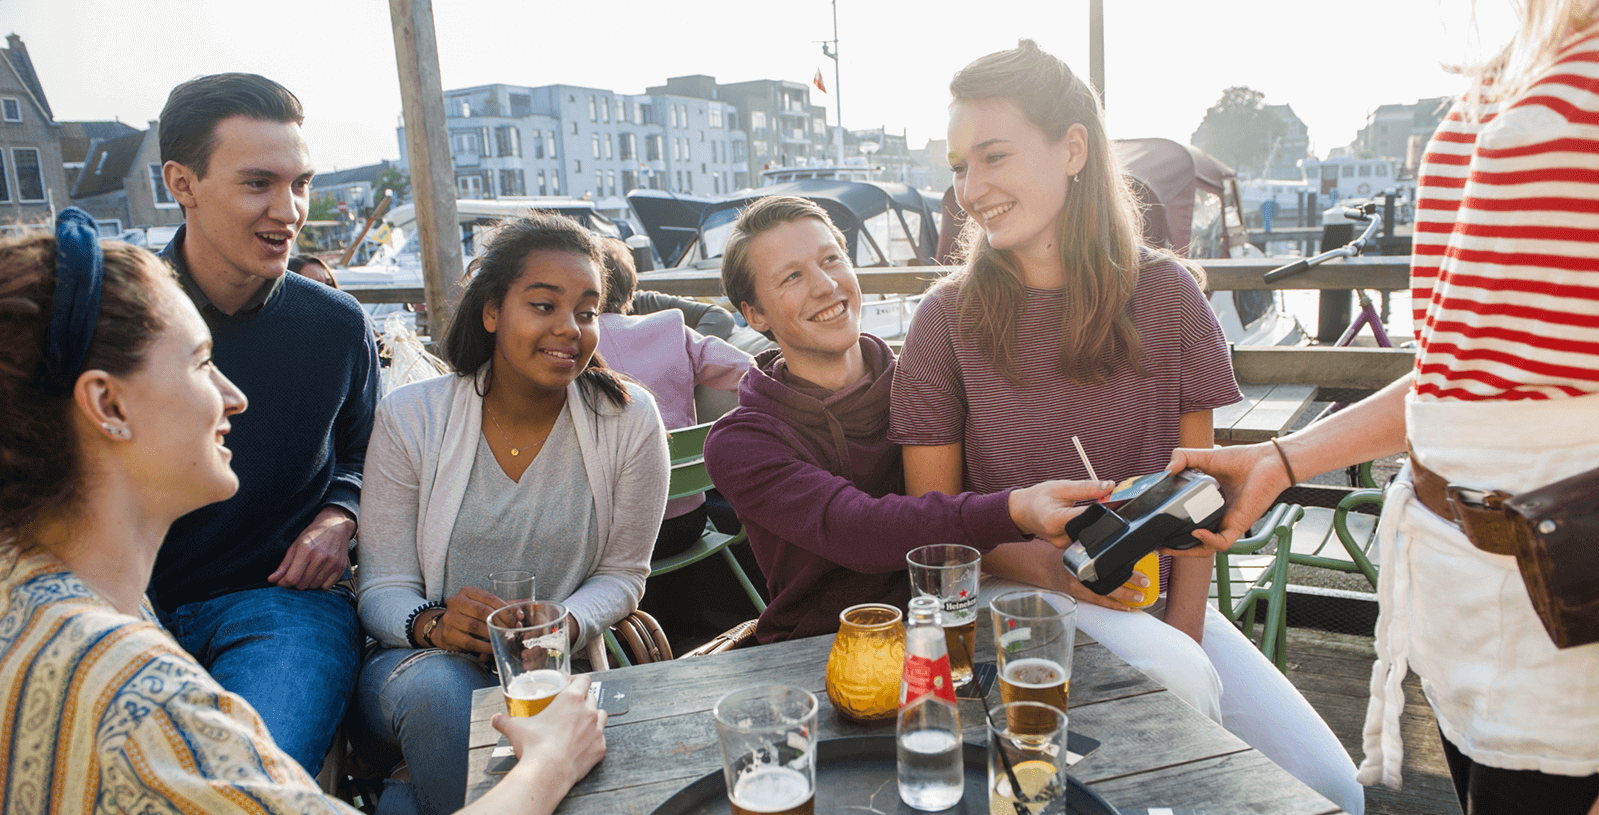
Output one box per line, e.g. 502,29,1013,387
1071,436,1099,483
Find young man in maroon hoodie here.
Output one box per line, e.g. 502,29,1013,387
704,196,1123,644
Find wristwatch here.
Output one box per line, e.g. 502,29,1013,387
420,611,444,649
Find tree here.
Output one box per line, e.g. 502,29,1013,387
1191,86,1283,178
376,166,410,204
308,196,339,221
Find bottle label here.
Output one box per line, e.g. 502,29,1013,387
900,653,958,708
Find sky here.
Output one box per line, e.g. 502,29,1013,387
5,0,1508,175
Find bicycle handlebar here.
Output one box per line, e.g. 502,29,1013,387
1262,206,1385,283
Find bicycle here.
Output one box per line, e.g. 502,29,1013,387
1264,202,1397,488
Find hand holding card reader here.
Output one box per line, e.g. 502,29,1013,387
1061,469,1226,595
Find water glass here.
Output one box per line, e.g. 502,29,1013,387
487,600,569,717
987,702,1069,815
906,544,982,688
488,570,536,606
990,590,1076,736
713,685,818,815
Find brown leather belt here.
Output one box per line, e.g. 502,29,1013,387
1408,446,1521,556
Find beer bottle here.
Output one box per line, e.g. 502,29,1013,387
897,595,964,810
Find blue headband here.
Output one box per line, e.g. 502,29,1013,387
47,207,105,394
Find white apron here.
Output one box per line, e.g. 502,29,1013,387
1358,390,1599,788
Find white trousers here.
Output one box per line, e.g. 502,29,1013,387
980,577,1365,815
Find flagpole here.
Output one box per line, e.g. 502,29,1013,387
828,0,843,165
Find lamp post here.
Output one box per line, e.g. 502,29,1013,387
859,140,879,181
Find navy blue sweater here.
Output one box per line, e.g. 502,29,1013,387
150,228,379,613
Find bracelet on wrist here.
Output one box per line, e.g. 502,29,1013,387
1269,437,1300,486
404,600,446,649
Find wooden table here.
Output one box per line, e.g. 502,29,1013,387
465,617,1345,814
1213,383,1318,444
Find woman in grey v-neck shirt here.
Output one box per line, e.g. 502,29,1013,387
351,213,668,815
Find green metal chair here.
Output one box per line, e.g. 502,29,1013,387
604,421,767,667
1286,488,1383,590
1211,502,1302,673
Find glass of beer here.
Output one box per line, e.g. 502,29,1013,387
987,702,1069,815
713,685,818,815
487,600,569,717
990,590,1075,736
906,544,982,689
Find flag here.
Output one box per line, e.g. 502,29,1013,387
813,69,827,93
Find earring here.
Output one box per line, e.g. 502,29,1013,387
102,421,129,439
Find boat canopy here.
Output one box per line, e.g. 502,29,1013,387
665,179,941,268
625,190,715,268
385,198,623,239
1113,137,1237,256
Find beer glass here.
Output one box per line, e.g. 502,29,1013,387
487,600,569,717
713,685,818,815
488,570,536,606
906,544,982,688
990,590,1075,736
987,702,1069,815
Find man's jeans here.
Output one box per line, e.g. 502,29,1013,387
165,585,361,776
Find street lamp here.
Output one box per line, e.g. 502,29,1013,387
859,140,879,181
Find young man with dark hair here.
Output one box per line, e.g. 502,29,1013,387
703,196,1111,644
152,72,378,776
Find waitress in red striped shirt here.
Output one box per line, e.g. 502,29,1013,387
1174,2,1599,811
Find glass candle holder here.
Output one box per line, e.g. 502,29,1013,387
824,603,906,722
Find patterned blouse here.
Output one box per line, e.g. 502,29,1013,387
0,547,357,814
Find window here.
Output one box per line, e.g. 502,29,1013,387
675,170,683,189
700,130,705,143
608,170,616,197
685,172,692,193
640,104,653,125
495,126,521,157
679,105,688,127
0,152,8,201
751,111,766,130
669,104,678,128
458,174,483,199
149,163,176,207
456,99,470,118
713,175,721,195
604,134,613,160
592,135,601,159
537,170,547,196
701,163,707,175
1,98,19,122
622,169,636,192
575,159,582,173
814,118,826,135
672,139,680,161
1376,164,1388,177
547,131,556,158
620,133,636,160
570,121,578,135
646,134,662,161
1358,164,1371,177
549,170,560,194
1341,165,1354,177
499,169,525,196
710,107,723,128
588,95,597,121
510,93,532,117
595,171,602,195
534,131,545,159
12,148,44,202
615,98,624,122
602,98,610,123
95,219,122,236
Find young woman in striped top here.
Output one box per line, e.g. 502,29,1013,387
889,40,1364,814
1174,3,1599,811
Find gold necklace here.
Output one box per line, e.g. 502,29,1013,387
484,402,548,457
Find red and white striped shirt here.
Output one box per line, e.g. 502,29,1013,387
1411,25,1599,401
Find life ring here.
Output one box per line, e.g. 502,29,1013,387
1356,182,1371,195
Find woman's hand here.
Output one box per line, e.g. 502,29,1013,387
1165,443,1288,554
492,675,608,788
1008,479,1115,547
432,586,504,658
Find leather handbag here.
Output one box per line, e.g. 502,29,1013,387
1505,464,1599,649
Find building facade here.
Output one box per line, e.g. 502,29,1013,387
69,121,184,234
398,82,745,221
0,35,69,232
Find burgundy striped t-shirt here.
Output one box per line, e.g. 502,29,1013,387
889,258,1242,492
1410,25,1599,401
